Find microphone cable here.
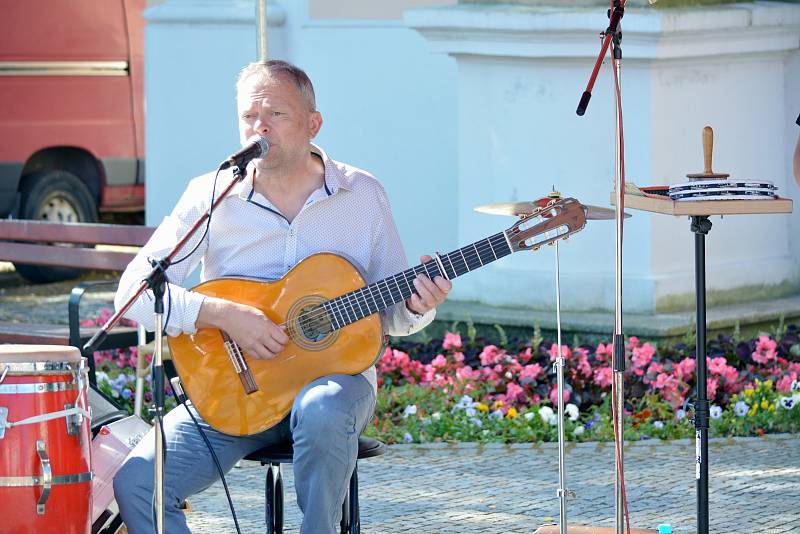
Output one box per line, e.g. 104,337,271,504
168,377,243,534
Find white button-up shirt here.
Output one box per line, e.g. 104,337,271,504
115,144,435,390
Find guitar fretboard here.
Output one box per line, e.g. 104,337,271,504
321,232,512,330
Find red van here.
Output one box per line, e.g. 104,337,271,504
0,0,145,280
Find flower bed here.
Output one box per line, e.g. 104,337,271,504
365,326,800,444
86,307,800,443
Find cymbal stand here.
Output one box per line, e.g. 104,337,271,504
553,239,575,534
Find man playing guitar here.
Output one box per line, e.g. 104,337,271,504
113,60,451,534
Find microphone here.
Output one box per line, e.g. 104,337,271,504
219,135,269,170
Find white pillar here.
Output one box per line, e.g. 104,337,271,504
407,2,800,314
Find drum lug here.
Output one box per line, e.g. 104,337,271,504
0,407,7,439
65,402,82,436
36,440,52,514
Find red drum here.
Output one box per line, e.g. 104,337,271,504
0,345,92,533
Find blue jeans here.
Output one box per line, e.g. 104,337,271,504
113,373,376,534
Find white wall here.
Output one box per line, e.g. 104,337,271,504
408,1,800,313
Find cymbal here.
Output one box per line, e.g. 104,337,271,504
474,200,630,220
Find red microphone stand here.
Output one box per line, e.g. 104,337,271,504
576,1,630,533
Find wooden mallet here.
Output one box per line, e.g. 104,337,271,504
686,125,729,180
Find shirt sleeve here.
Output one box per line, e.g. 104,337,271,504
114,176,212,336
366,183,436,337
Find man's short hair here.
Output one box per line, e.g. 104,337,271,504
237,60,317,112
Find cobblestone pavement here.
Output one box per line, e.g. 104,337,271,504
186,434,799,534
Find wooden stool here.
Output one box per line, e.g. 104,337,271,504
245,436,386,534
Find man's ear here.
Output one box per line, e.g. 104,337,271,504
308,111,323,139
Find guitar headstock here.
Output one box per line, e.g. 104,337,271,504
504,197,587,252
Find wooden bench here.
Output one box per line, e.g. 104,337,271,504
0,219,156,384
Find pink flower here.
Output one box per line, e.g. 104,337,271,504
632,343,655,371
777,372,798,393
708,357,730,376
456,365,478,381
479,345,502,366
453,352,465,363
575,349,592,378
517,347,533,364
752,335,777,365
549,343,571,362
442,332,462,351
520,364,542,383
675,357,696,381
505,382,526,404
595,342,611,363
706,377,718,400
646,361,664,376
549,385,570,405
593,366,613,388
653,372,678,390
430,354,447,368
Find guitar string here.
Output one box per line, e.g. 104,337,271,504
292,235,505,330
224,211,569,357
276,232,513,331
288,231,516,332
283,217,569,334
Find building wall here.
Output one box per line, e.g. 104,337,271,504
144,0,458,269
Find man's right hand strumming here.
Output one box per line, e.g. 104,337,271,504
196,297,288,359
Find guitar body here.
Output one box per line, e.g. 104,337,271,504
168,252,385,436
167,196,588,436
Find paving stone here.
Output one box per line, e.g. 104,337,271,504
183,434,799,533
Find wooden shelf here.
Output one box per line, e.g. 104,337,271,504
609,192,793,216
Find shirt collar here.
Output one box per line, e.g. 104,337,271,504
231,142,351,200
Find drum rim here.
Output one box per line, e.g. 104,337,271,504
0,360,86,375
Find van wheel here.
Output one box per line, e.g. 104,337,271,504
14,170,98,283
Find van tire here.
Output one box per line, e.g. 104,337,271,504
14,170,98,283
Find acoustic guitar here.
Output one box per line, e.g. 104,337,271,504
168,197,587,435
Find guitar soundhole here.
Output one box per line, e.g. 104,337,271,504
287,296,339,351
298,304,333,342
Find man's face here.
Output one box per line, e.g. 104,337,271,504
236,74,321,174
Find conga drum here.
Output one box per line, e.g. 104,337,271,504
0,345,92,533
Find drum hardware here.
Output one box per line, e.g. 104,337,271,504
36,440,51,514
1,403,91,429
0,381,79,394
66,403,82,436
0,407,7,439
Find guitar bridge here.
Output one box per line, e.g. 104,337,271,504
221,332,259,395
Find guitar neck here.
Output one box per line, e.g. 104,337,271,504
322,231,513,331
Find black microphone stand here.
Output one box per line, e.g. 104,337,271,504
83,164,249,534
